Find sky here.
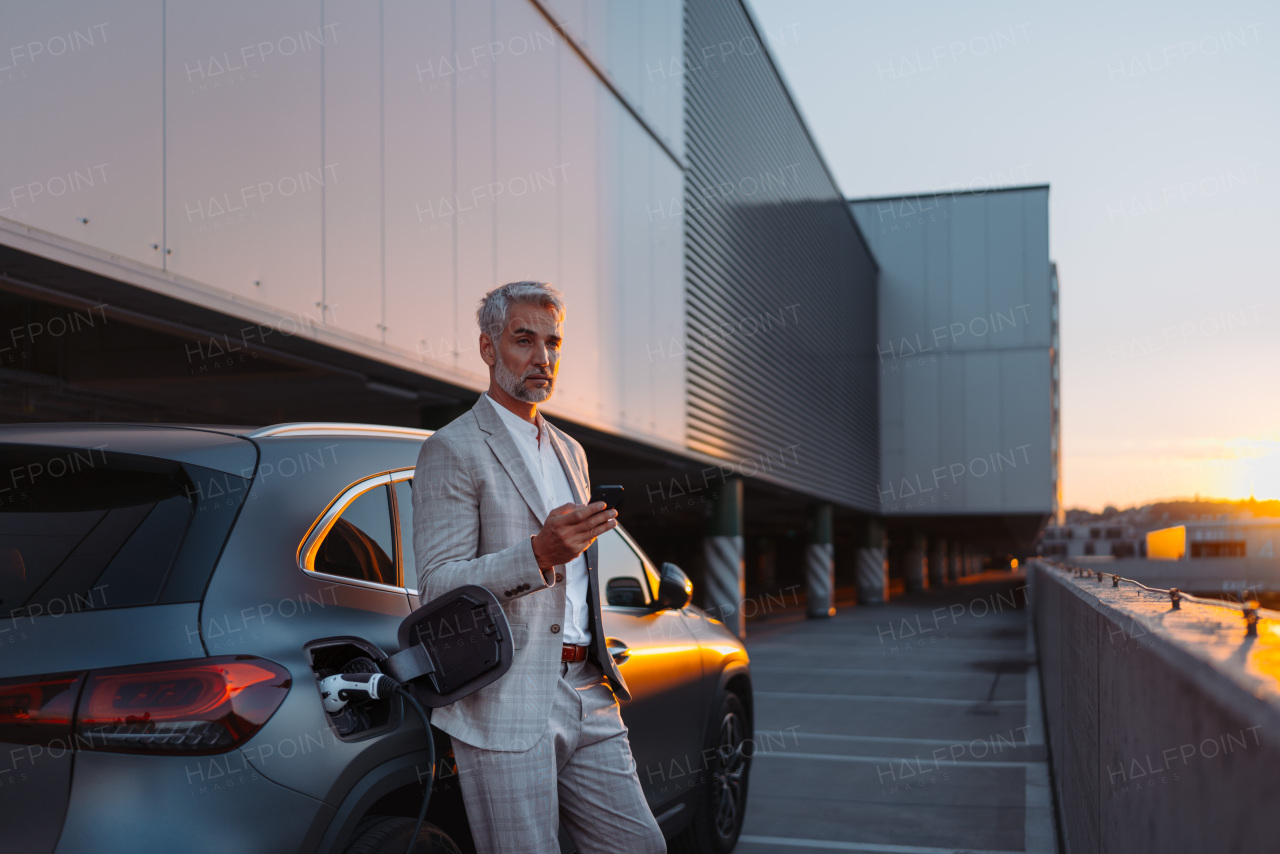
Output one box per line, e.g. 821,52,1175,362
748,0,1280,512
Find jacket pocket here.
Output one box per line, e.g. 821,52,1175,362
508,621,529,650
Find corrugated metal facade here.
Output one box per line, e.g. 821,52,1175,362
682,0,879,512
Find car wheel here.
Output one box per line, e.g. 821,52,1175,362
344,817,462,854
672,691,751,854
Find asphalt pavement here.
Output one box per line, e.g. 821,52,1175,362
734,570,1058,854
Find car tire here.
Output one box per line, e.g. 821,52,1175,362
344,816,462,854
671,691,751,854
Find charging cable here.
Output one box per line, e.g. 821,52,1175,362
318,673,435,854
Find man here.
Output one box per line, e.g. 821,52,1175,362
411,281,666,854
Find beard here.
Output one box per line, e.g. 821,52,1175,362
494,356,554,403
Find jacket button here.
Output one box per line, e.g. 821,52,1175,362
550,624,560,634
554,572,563,583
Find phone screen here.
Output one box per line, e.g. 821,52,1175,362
591,484,625,513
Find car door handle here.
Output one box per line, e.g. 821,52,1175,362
605,638,630,664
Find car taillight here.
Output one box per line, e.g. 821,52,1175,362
0,656,289,755
0,673,84,745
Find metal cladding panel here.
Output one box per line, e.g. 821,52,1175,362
682,0,879,512
553,48,604,422
962,351,1003,509
493,2,560,288
948,195,988,332
0,4,162,268
901,362,940,502
617,114,656,434
323,0,385,345
164,2,327,312
1000,349,1052,511
1022,190,1053,347
382,0,455,370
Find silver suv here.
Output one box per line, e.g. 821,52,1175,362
0,422,753,853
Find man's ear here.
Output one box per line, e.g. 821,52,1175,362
479,332,496,366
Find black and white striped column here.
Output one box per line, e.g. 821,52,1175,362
806,503,835,618
854,517,887,605
702,476,745,638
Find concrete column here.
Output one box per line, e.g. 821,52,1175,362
756,536,777,591
928,537,947,587
904,531,927,592
854,517,887,605
702,476,745,638
806,503,835,618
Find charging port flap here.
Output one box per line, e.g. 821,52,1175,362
393,585,514,708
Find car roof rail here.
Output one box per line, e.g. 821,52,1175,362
245,422,435,440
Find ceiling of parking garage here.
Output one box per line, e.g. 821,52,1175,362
0,245,854,543
0,244,463,426
883,512,1051,553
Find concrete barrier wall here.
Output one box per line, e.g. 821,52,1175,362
1030,561,1280,854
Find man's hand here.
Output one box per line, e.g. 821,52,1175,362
532,501,617,571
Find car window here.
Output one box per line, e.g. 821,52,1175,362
0,445,247,613
643,561,661,599
599,527,651,608
314,484,396,587
625,532,663,600
393,479,415,588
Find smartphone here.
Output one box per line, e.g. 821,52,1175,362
590,484,625,514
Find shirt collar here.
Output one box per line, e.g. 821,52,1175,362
484,392,545,445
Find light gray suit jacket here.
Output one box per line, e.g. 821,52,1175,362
411,394,631,751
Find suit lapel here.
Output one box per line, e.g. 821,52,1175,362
471,394,550,523
546,422,618,689
544,423,587,505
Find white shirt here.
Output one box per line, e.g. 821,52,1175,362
484,393,591,645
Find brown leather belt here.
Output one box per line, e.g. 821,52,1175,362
561,643,589,662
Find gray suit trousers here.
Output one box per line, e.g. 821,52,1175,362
450,659,666,854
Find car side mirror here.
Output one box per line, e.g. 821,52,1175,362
656,562,693,610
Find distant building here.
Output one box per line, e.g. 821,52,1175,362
1146,520,1280,561
1040,523,1145,560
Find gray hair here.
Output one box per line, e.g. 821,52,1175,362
476,280,566,345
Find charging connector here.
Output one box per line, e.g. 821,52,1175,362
318,672,394,714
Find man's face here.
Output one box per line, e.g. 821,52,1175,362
482,302,562,403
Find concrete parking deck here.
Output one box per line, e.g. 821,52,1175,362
736,571,1058,854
